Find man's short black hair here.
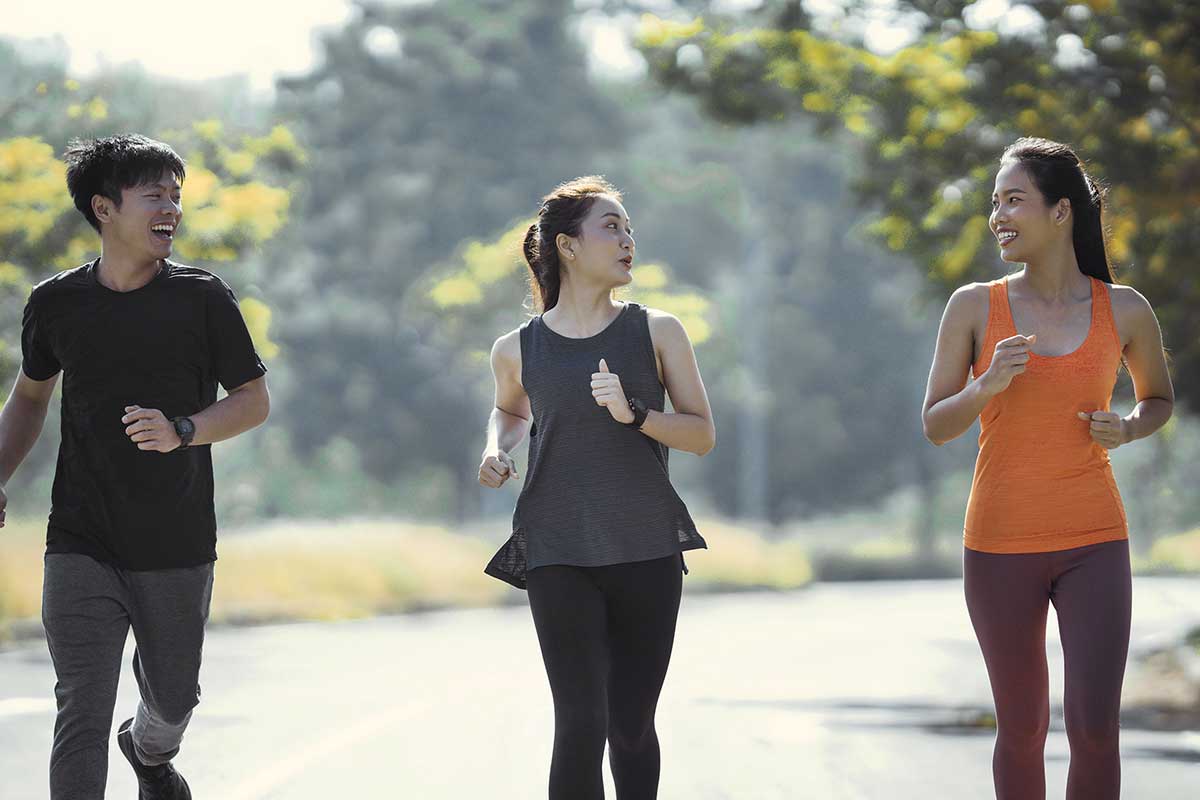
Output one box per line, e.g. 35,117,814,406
63,134,186,232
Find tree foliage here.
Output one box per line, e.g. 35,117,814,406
271,0,627,515
638,0,1200,404
0,39,302,381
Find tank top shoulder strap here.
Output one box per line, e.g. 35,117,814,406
1090,277,1123,353
623,302,661,377
518,316,543,436
985,277,1012,334
975,278,1014,374
612,301,647,341
518,315,542,384
624,301,650,334
517,315,533,351
624,301,648,324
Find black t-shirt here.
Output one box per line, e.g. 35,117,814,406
20,258,267,570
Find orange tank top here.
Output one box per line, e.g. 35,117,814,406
964,275,1128,554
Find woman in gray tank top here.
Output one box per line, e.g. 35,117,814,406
478,176,715,799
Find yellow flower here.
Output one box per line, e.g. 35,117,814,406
239,297,280,359
430,276,484,308
638,15,704,49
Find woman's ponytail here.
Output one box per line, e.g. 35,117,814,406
1001,137,1115,283
523,176,621,313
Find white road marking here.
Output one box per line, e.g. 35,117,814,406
224,699,435,800
0,697,56,717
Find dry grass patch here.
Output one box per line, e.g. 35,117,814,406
1141,528,1200,574
2,516,814,639
684,517,813,591
0,519,45,632
212,519,510,623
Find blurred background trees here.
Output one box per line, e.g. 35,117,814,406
637,0,1200,400
2,0,1196,561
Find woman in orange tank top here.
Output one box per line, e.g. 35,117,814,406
921,138,1174,800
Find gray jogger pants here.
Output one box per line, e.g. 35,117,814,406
41,553,214,800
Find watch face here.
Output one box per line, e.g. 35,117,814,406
174,417,195,443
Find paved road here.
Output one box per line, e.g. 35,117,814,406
2,579,1198,798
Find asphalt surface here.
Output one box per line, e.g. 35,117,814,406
2,578,1198,798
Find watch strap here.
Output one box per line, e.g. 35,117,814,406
626,397,648,429
172,416,196,449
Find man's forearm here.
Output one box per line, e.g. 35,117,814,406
189,380,270,447
0,394,51,484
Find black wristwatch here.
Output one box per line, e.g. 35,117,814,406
625,397,649,429
172,416,196,450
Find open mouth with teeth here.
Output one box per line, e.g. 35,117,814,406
997,230,1018,247
151,223,175,242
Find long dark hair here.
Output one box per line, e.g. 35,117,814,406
523,176,621,312
1000,137,1114,283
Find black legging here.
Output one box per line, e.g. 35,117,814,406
964,539,1132,800
526,554,683,800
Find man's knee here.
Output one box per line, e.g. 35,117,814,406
149,694,199,728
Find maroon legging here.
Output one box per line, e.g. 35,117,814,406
964,539,1131,800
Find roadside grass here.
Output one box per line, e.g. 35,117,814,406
210,519,508,623
0,516,813,641
1140,528,1200,574
683,517,813,591
7,515,1199,643
0,520,44,634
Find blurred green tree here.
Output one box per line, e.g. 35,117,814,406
0,40,303,375
0,38,302,508
429,86,943,526
598,85,949,530
271,0,626,517
637,0,1200,404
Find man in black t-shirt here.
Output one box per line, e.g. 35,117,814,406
0,135,270,799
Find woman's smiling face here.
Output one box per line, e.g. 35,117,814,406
990,161,1068,264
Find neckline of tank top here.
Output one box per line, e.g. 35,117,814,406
1000,274,1100,361
536,302,632,343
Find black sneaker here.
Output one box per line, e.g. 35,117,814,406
116,718,193,800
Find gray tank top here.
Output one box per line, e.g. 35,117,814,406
485,302,707,588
